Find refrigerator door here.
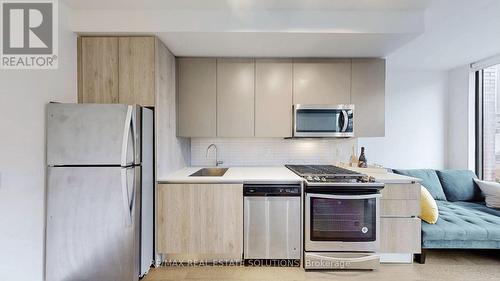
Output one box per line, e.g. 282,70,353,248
46,103,139,166
46,166,138,281
140,107,154,276
133,166,142,280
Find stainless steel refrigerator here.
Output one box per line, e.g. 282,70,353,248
45,103,154,281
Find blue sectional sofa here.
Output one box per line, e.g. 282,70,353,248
392,169,500,263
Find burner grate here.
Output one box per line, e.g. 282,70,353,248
285,165,362,176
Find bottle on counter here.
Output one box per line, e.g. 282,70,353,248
349,145,358,167
358,147,367,168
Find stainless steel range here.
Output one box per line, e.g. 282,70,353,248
286,165,384,270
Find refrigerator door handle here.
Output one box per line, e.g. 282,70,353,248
121,168,133,226
132,106,138,165
121,106,134,167
129,169,137,217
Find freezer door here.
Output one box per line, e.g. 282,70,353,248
45,166,139,281
140,107,154,277
46,103,139,166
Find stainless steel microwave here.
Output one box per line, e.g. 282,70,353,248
293,104,354,138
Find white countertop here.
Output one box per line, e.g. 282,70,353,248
342,166,421,184
158,166,419,184
365,172,421,184
158,166,303,184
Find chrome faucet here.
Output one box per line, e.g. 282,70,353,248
206,144,223,166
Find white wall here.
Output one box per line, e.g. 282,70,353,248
447,65,475,169
0,3,77,281
358,65,449,169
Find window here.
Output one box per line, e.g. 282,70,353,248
477,64,500,181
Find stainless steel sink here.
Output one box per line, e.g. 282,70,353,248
189,168,228,177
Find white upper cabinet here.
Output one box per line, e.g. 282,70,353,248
351,58,386,137
293,59,351,105
175,57,385,138
255,59,293,137
177,58,217,137
216,58,255,137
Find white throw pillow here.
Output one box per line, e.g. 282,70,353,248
473,179,500,208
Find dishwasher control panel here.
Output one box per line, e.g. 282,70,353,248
243,184,301,196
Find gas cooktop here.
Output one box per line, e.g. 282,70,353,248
286,165,361,176
285,164,379,185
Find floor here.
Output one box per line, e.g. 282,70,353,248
143,251,500,281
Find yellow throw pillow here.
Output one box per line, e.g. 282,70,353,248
420,185,439,224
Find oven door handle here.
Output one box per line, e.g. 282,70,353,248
307,253,380,263
307,193,381,200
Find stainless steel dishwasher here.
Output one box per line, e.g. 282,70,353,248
244,183,301,261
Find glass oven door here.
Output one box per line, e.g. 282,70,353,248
305,193,380,252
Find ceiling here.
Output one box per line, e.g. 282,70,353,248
64,0,500,69
387,0,500,70
158,32,418,58
68,0,428,58
63,0,431,11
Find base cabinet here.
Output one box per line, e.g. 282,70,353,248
157,183,243,261
380,183,421,263
380,217,421,253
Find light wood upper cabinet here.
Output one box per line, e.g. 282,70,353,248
79,37,119,103
351,58,386,137
293,59,351,105
255,59,293,137
118,37,155,107
217,58,255,137
78,36,156,106
157,183,243,261
177,58,217,137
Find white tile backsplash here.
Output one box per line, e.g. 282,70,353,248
191,138,358,166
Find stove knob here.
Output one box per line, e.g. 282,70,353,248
320,177,327,182
313,176,320,182
369,176,376,183
306,176,314,181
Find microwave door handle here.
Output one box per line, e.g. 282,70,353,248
341,110,349,132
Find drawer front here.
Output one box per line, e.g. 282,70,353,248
381,199,420,217
380,218,421,253
381,183,420,200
